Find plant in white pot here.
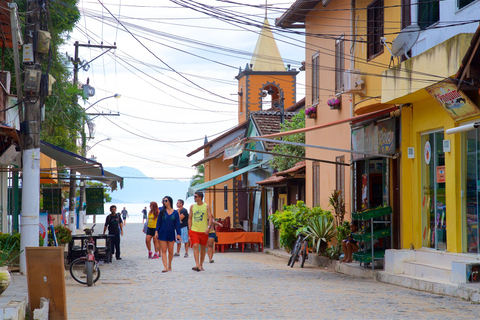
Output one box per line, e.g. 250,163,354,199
0,234,22,295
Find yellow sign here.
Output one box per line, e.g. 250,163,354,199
426,80,480,121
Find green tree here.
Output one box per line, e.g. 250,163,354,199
270,112,305,171
6,1,82,152
190,164,205,187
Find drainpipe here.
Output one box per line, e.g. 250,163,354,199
349,0,356,217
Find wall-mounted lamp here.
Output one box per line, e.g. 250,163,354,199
446,122,480,134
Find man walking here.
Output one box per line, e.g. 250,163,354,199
188,191,212,272
175,199,189,257
103,205,124,260
121,207,129,225
142,206,148,224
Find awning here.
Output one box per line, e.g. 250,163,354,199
40,141,123,191
187,160,268,197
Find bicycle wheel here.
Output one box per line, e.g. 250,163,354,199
70,258,88,285
300,243,307,268
290,241,301,268
70,258,101,285
86,261,94,286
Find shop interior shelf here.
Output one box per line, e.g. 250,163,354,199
352,206,392,221
352,249,386,263
352,228,391,242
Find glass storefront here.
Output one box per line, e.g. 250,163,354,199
464,129,480,253
421,131,446,250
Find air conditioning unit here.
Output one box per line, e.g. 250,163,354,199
343,69,364,93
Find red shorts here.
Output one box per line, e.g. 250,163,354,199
189,230,208,247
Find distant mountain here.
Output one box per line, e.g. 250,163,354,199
105,166,191,204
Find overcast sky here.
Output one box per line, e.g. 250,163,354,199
63,0,306,181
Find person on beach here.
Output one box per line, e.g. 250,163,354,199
103,205,123,260
145,202,160,259
142,207,148,224
121,207,129,225
188,191,213,272
174,199,189,258
206,219,223,264
155,196,181,272
340,221,359,263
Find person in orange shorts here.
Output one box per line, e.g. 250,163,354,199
188,191,212,272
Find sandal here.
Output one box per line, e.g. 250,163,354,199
162,270,168,273
192,266,201,272
209,260,214,263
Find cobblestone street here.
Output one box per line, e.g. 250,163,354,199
65,224,480,319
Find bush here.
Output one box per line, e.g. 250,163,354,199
0,233,22,267
269,201,331,251
325,221,351,260
302,215,335,254
48,224,72,245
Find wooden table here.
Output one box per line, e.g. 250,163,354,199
216,232,263,252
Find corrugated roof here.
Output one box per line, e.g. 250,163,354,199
250,111,297,151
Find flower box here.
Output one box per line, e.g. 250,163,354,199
327,98,341,110
305,106,317,118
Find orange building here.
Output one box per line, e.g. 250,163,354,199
188,17,299,232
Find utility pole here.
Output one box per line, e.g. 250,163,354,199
70,42,116,231
19,0,44,274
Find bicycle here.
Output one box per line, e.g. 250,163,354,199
70,224,101,286
288,231,308,268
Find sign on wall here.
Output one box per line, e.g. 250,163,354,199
43,188,62,215
86,188,104,215
426,80,480,121
352,118,396,158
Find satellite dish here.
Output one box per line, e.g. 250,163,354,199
391,24,420,58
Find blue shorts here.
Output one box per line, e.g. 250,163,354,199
209,232,216,239
176,226,189,244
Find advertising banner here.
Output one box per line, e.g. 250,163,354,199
86,188,104,215
426,80,480,121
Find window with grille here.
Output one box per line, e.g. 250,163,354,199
313,162,320,206
367,0,384,60
336,156,345,200
335,37,344,93
418,0,439,30
224,185,228,211
312,52,320,104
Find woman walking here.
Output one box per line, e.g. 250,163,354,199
155,196,181,272
145,201,160,259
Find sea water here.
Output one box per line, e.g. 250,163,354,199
86,200,194,224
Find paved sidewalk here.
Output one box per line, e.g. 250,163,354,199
64,223,480,319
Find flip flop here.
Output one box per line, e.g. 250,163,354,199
192,266,201,272
162,270,168,273
209,260,214,263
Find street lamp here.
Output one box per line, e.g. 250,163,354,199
78,94,120,230
85,93,121,112
86,137,112,152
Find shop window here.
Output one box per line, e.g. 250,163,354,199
224,185,228,211
312,52,320,104
336,156,345,200
458,0,476,9
335,37,344,93
418,0,439,30
313,162,320,207
367,0,384,60
421,131,446,250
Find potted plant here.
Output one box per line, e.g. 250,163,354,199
0,233,22,295
302,215,336,254
305,106,317,119
327,97,341,110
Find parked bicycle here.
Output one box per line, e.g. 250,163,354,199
70,224,101,286
288,231,308,268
